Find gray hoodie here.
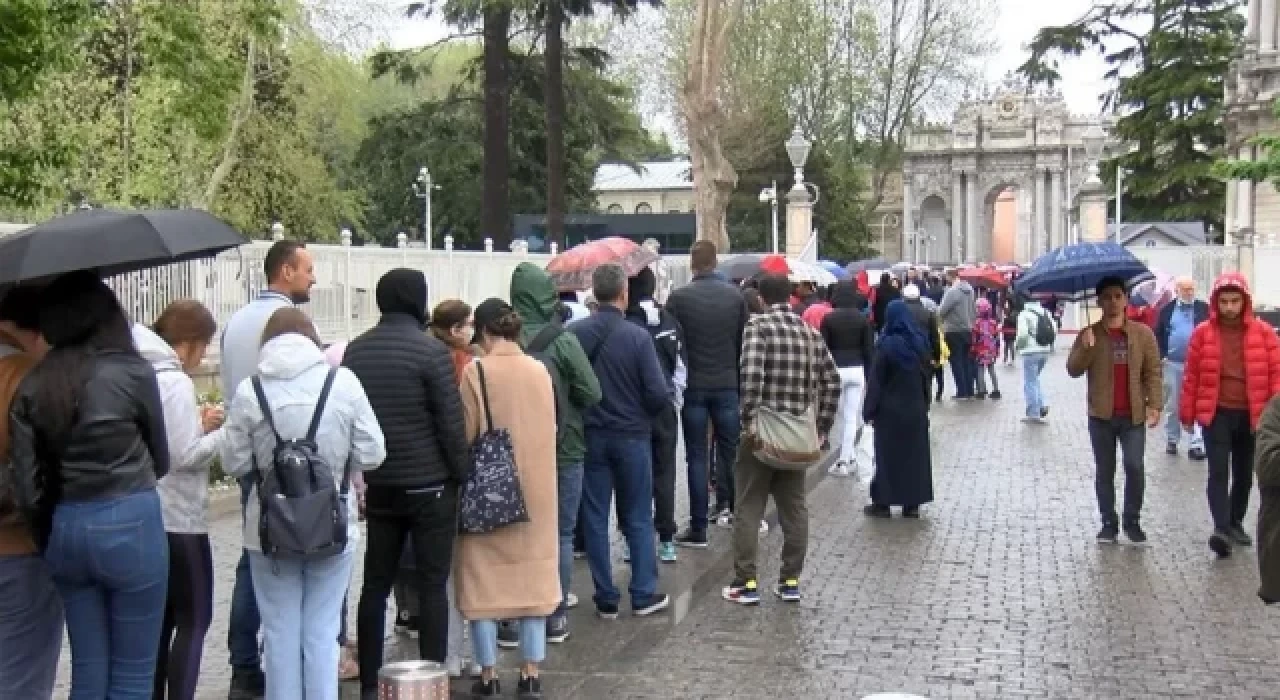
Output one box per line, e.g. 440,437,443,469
937,280,977,334
133,324,223,534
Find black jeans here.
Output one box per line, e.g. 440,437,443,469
155,533,213,700
944,331,975,398
1205,408,1256,532
652,404,679,541
357,483,458,692
1088,416,1146,526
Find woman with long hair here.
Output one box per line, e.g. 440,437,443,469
8,270,171,698
862,299,935,518
428,299,478,373
132,300,223,700
220,308,385,700
455,299,559,698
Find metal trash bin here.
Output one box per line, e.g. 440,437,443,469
377,660,450,700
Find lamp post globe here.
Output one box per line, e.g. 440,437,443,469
785,126,812,188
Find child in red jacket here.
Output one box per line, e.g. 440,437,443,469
1179,272,1280,558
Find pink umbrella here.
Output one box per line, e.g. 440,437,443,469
1130,270,1176,307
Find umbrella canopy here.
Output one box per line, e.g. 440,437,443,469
788,259,838,286
545,236,658,291
717,253,770,282
818,260,851,281
1013,241,1153,301
0,208,247,285
1130,269,1177,308
845,258,889,274
958,265,1009,289
716,254,838,286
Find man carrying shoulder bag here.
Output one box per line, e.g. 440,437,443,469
721,274,841,607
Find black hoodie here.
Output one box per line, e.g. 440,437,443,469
343,268,469,488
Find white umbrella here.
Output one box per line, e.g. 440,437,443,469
787,258,838,286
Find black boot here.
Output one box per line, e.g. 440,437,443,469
472,677,502,698
228,668,265,700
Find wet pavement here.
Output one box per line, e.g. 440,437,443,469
55,355,1280,698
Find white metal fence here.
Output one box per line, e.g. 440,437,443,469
106,242,693,353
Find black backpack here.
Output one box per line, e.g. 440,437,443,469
1033,308,1057,347
250,369,350,562
525,322,570,439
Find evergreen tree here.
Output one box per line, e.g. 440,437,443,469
1019,0,1244,239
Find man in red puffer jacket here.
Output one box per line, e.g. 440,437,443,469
1179,272,1280,558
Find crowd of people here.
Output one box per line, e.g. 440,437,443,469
2,239,1280,700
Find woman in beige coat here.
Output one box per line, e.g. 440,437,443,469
456,298,559,699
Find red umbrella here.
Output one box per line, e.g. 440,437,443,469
958,265,1009,289
546,236,659,291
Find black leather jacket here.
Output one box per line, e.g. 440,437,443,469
7,350,169,546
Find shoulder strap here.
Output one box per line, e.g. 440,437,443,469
305,369,338,443
526,321,564,354
587,318,620,365
476,361,494,433
251,377,283,443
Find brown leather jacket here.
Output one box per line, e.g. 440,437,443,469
1065,319,1163,425
0,338,36,555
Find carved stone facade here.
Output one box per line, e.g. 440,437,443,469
902,77,1116,264
1225,0,1280,245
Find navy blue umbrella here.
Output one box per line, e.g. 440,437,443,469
1013,242,1153,301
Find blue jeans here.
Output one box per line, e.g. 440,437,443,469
250,545,354,700
681,389,741,530
0,554,63,699
1163,360,1203,449
1022,353,1049,418
229,477,262,671
45,489,169,700
470,618,546,667
555,464,584,617
582,433,660,607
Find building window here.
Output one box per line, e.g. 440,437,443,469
668,209,681,214
635,202,652,214
1144,239,1157,247
606,203,623,214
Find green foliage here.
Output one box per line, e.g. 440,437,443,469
1215,98,1280,189
1019,0,1243,237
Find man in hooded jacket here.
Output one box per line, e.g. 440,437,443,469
343,268,471,695
938,269,978,399
509,262,602,642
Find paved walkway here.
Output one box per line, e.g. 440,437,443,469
55,355,1280,698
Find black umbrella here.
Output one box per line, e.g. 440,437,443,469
716,253,769,282
0,208,248,285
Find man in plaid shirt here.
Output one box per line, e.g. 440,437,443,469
723,274,841,605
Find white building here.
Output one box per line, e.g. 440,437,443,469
593,160,694,215
1225,0,1280,243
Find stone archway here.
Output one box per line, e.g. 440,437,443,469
918,195,950,264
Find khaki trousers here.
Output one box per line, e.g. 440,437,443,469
732,447,809,583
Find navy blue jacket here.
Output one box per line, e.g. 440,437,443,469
571,305,670,438
1153,299,1210,359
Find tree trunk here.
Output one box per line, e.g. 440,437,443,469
544,0,567,248
683,0,743,253
197,37,256,211
482,3,513,250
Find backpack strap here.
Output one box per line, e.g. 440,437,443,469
251,376,283,444
526,321,564,354
305,369,338,443
587,317,620,366
476,361,494,433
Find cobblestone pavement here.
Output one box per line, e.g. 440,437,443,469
56,355,1280,698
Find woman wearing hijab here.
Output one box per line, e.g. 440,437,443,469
862,300,934,518
871,272,900,334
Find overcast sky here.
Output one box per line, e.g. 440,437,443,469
382,0,1113,117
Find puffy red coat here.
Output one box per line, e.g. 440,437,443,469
1179,272,1280,430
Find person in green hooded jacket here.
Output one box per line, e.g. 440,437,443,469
508,262,602,643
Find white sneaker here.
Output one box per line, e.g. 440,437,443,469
828,461,851,477
759,520,769,535
715,510,734,528
565,592,579,609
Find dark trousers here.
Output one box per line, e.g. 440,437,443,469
582,433,659,606
0,554,63,700
732,449,808,583
1205,408,1256,532
228,477,261,672
932,366,945,400
357,484,458,692
682,388,741,531
1088,416,1146,526
156,533,214,700
652,405,679,541
944,331,975,398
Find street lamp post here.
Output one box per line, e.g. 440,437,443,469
784,126,817,258
413,166,441,250
270,221,284,241
878,213,900,258
758,181,780,253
